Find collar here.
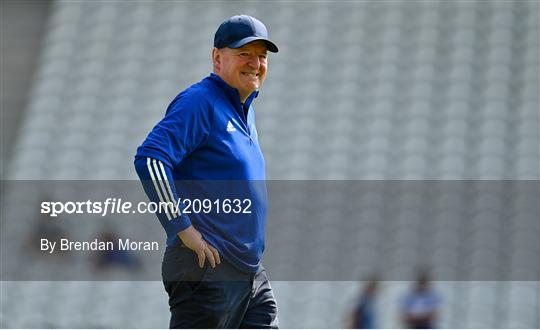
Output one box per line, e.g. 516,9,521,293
208,73,259,110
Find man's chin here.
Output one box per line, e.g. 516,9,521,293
243,85,259,94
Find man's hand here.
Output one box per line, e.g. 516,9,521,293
177,226,221,268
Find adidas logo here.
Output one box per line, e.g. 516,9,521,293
226,120,236,132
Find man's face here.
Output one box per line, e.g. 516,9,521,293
213,40,268,102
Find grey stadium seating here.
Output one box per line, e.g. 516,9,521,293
2,0,538,328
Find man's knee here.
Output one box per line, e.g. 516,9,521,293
169,300,229,328
240,276,279,328
169,282,242,328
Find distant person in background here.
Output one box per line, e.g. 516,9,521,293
94,229,140,271
27,195,68,257
401,272,441,329
350,278,379,329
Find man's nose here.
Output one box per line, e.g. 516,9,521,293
247,55,260,69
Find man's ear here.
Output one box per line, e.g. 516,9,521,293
212,48,221,72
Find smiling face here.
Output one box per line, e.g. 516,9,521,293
212,40,268,102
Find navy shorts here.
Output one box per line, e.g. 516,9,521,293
162,244,279,329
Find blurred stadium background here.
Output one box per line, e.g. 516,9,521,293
1,0,539,328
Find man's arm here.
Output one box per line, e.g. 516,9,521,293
134,157,220,268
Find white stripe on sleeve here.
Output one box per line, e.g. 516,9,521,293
152,159,179,218
147,158,172,220
158,160,180,218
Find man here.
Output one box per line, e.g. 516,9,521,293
134,15,279,328
350,277,379,328
401,272,441,329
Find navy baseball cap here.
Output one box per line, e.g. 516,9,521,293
214,15,279,53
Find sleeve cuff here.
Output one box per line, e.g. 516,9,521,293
166,214,192,236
